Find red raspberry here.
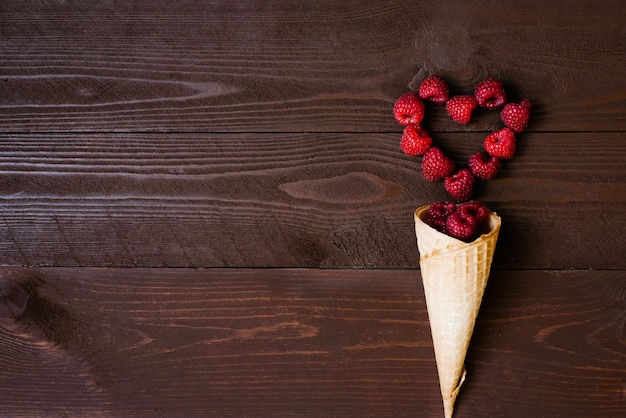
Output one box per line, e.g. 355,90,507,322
400,125,432,156
474,78,507,109
444,168,475,201
393,92,425,126
458,201,489,224
445,95,477,124
445,210,478,241
501,99,532,133
421,146,455,182
484,127,516,159
418,75,449,105
468,151,501,180
427,201,457,219
425,201,457,232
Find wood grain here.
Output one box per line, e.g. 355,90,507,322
0,132,623,268
0,267,623,417
1,0,624,132
0,2,625,416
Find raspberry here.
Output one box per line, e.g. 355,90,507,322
501,99,532,133
427,201,457,219
444,168,475,201
425,201,457,232
445,211,478,241
418,75,449,105
400,125,432,156
393,92,425,126
445,95,477,124
474,78,507,109
421,146,455,182
468,151,501,180
458,201,489,224
484,127,516,159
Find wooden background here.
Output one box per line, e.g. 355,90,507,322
1,1,624,417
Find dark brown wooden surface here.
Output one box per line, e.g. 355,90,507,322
0,1,624,133
0,132,624,268
1,0,625,417
1,268,624,417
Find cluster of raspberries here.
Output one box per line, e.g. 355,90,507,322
393,75,531,202
425,201,490,241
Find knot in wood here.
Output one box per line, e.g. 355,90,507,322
0,280,31,321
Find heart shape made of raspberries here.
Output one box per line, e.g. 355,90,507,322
393,75,532,203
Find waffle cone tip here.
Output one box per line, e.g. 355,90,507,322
442,367,465,418
444,399,454,418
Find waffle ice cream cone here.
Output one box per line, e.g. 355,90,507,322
414,205,501,418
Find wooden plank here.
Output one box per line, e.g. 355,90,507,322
0,0,624,132
0,132,624,268
0,268,624,417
